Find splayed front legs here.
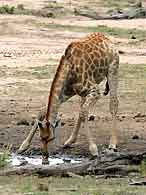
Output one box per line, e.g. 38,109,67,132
17,109,46,154
63,98,85,147
108,55,119,151
17,120,38,154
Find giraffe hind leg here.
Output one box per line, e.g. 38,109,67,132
103,80,110,96
81,85,101,156
108,54,119,151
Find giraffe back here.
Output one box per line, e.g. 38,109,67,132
62,33,118,97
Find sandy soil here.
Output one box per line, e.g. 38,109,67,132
0,0,146,157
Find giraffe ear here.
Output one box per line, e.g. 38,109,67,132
38,120,43,129
52,118,60,128
55,118,60,128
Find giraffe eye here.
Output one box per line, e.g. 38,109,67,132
38,121,43,129
46,121,50,128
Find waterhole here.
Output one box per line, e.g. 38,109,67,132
7,153,83,166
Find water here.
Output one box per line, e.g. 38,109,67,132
7,153,82,166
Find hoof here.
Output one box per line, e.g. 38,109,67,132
104,146,118,155
42,158,49,165
89,143,98,157
62,143,74,149
63,138,75,149
62,144,71,149
90,155,99,161
109,148,118,152
17,140,30,154
108,144,118,152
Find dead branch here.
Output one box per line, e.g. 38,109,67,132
129,177,146,185
74,7,146,20
0,162,139,177
0,161,90,177
74,9,129,20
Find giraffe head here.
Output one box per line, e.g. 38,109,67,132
37,118,60,164
37,118,60,143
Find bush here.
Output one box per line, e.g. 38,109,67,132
0,146,11,168
0,5,15,14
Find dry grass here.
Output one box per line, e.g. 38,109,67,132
0,175,146,195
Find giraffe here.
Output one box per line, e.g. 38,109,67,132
18,32,119,164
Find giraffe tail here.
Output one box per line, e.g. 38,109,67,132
103,80,110,96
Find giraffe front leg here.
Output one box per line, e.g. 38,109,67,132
41,139,49,164
63,98,85,148
38,120,51,164
63,116,82,147
17,120,38,154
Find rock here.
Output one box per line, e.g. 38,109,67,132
88,115,95,121
133,112,146,118
135,118,146,122
1,110,6,112
131,35,136,39
118,50,125,54
132,135,139,139
4,53,12,57
8,112,15,116
135,119,140,122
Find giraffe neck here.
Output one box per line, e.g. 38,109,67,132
45,55,68,125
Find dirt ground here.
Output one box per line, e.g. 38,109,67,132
0,0,146,158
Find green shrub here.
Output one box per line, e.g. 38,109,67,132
139,159,146,176
0,5,15,14
0,146,11,168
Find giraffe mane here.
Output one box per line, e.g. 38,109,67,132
45,55,65,121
